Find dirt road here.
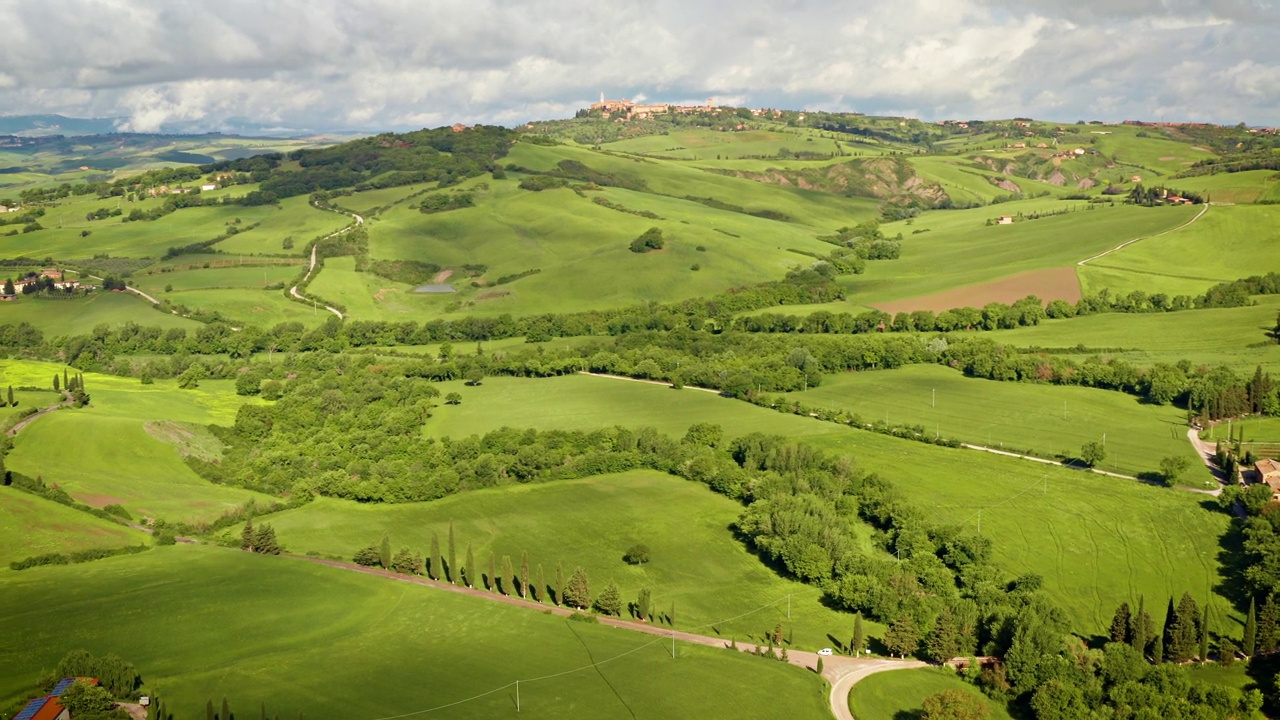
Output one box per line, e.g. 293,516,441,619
1077,203,1208,266
5,392,71,437
288,207,364,319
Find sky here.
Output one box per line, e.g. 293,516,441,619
0,0,1276,133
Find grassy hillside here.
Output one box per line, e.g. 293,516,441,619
849,667,1014,720
0,547,830,720
783,364,1196,479
242,471,871,647
0,486,147,565
1,360,272,522
0,292,199,336
425,373,1232,635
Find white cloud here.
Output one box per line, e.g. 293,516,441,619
0,0,1276,131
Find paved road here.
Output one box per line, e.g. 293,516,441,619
296,554,924,719
1077,203,1209,266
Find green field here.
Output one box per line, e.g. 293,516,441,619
243,471,871,648
858,202,1198,306
994,296,1280,373
426,373,1233,634
1079,204,1280,296
783,364,1197,479
0,547,830,720
849,667,1014,720
0,292,199,335
0,486,148,565
133,264,303,294
0,360,272,523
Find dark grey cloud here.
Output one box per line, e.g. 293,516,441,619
0,0,1276,132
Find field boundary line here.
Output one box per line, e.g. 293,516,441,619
1077,203,1208,267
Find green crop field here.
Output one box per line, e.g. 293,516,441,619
783,364,1197,479
849,667,1014,720
331,181,436,217
993,296,1280,373
0,360,272,522
241,471,873,647
212,196,350,256
1079,204,1280,296
133,264,302,294
0,292,199,335
0,547,830,720
167,287,330,328
858,202,1198,306
425,373,1232,635
0,486,148,565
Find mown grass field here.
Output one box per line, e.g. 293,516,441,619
993,296,1280,373
243,471,875,648
1079,204,1280,296
0,292,199,335
168,287,329,328
306,256,434,321
425,373,1234,635
0,360,271,522
783,365,1197,479
132,264,302,294
860,202,1198,306
849,667,1014,720
0,547,830,720
0,487,148,565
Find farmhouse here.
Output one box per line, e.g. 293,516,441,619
998,216,1014,225
1257,458,1280,494
200,182,218,191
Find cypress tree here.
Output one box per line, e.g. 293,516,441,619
53,374,59,392
1153,633,1164,664
379,532,391,569
817,657,824,674
555,562,565,605
501,555,514,595
447,522,457,584
63,369,68,391
520,552,530,599
206,700,214,720
241,517,255,552
488,552,497,592
1245,598,1257,656
7,385,13,406
564,566,591,609
465,542,475,588
1260,596,1279,654
261,701,267,720
221,697,230,720
429,532,441,581
534,564,545,603
637,587,652,620
1200,605,1210,662
670,600,677,626
852,613,865,654
1109,602,1132,644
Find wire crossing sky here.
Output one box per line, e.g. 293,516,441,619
1,0,1276,132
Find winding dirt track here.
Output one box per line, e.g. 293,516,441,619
1077,203,1209,266
287,206,365,319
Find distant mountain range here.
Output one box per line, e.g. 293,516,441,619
0,114,332,138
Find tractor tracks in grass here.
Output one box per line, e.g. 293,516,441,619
1077,203,1209,267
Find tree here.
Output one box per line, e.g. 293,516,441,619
500,555,514,595
6,385,13,406
1244,598,1257,656
223,697,231,720
465,542,476,588
207,700,215,720
1169,592,1201,662
390,547,424,575
488,552,497,592
2,278,13,296
636,587,652,620
534,563,545,603
241,517,255,552
1200,605,1210,661
1160,455,1192,485
1080,440,1106,467
464,368,484,386
429,532,442,581
1130,596,1153,655
252,524,281,555
445,392,462,405
623,544,650,565
447,522,457,584
883,614,921,658
380,532,392,569
852,614,864,654
53,374,60,392
1109,602,1131,644
1259,595,1279,654
594,579,622,616
520,551,530,598
920,689,990,720
60,680,116,714
927,607,962,663
352,545,381,566
682,422,723,448
564,566,591,609
555,562,565,605
1152,634,1164,664
1220,637,1239,666
629,227,665,253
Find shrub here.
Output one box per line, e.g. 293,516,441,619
629,227,665,253
623,544,651,565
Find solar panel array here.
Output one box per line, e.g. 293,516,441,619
51,678,75,695
13,696,50,720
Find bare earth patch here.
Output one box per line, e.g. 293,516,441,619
373,287,397,302
78,493,126,508
872,266,1082,314
476,290,512,302
432,268,454,283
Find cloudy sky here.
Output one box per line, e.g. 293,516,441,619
1,0,1276,133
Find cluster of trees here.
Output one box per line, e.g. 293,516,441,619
1125,184,1205,206
417,191,474,214
629,227,665,253
239,518,281,555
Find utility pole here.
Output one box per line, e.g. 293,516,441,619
977,510,981,534
516,680,520,712
932,388,936,409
